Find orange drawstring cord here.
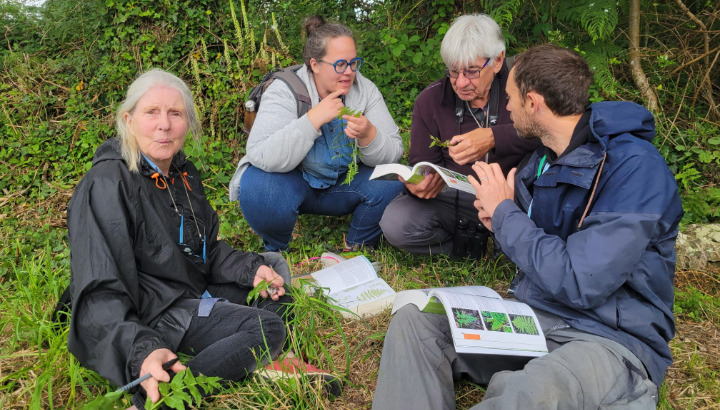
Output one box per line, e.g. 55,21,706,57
180,172,192,191
151,173,167,189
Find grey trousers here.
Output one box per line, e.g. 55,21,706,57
372,305,659,410
379,189,480,255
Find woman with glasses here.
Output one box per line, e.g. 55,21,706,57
66,69,295,409
379,14,540,256
229,15,404,252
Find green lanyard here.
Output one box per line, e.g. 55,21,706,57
537,154,547,178
528,154,549,218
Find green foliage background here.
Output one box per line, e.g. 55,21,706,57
1,0,719,408
2,0,718,225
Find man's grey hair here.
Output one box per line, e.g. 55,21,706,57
440,14,506,69
115,68,201,173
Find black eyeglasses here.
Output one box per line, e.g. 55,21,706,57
446,59,490,79
319,57,364,73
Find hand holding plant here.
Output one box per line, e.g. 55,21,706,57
250,265,285,302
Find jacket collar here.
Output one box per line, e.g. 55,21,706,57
139,150,188,178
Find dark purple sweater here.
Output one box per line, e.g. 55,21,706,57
408,62,540,176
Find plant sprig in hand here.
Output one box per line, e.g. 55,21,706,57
337,106,362,119
247,279,277,304
337,106,363,185
429,135,451,148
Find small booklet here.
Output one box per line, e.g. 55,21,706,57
392,286,548,357
369,162,476,195
300,256,396,318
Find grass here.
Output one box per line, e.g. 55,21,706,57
1,191,720,409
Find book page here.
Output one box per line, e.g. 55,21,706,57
433,286,502,300
391,289,430,314
416,163,476,195
310,256,377,294
430,291,547,357
392,286,501,314
328,277,396,311
369,163,416,182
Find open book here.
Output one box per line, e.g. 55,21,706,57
369,162,475,195
298,256,396,318
393,286,548,357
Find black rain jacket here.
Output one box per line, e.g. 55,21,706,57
67,138,265,386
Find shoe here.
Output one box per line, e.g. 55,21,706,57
259,357,343,398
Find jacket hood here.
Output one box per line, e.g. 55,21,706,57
589,101,655,145
92,138,124,165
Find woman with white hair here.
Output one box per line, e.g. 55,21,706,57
380,14,540,257
65,68,294,408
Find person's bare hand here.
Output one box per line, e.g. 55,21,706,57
139,349,186,403
468,162,516,232
307,90,345,130
401,172,445,199
253,265,285,301
343,114,377,146
449,128,495,165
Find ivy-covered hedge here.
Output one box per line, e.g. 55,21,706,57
1,0,719,223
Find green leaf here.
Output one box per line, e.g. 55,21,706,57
158,382,171,396
170,370,184,389
163,395,185,409
247,280,270,303
80,390,124,410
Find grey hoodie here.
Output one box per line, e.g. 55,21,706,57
229,64,403,201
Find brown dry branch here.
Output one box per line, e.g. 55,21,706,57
673,0,719,120
629,0,660,113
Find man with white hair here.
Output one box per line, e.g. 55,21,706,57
380,14,539,256
373,44,682,410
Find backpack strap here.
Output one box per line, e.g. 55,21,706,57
271,64,311,118
488,76,500,126
487,55,514,126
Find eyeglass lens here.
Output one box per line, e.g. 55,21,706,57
447,59,490,79
332,57,362,73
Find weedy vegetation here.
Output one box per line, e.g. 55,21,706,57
1,0,719,409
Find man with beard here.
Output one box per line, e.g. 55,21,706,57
372,44,682,409
379,14,539,256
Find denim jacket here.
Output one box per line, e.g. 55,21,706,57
302,116,354,188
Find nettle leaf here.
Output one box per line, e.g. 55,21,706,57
158,382,171,396
81,390,124,409
170,370,185,389
164,395,185,410
184,371,202,403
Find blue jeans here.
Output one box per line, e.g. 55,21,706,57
238,164,403,251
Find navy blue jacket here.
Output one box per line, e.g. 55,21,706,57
492,101,683,386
